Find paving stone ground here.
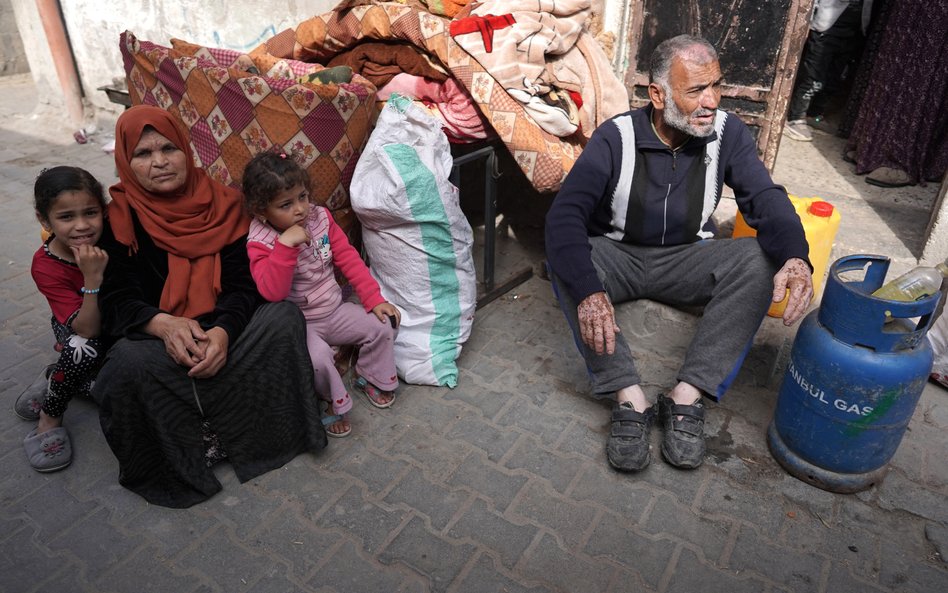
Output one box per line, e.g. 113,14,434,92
0,73,946,593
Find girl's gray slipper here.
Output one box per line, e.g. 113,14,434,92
23,427,72,472
14,365,54,421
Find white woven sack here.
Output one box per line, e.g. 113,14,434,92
928,309,948,376
350,95,476,387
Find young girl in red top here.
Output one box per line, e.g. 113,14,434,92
243,150,400,437
16,166,109,472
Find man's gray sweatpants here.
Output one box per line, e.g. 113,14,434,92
550,236,777,400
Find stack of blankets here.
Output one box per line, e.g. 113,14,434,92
120,0,630,196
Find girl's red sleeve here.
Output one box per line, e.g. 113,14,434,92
247,239,298,302
31,248,82,324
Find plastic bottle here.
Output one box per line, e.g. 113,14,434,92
872,259,948,301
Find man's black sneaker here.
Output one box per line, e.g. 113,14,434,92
606,402,655,471
657,394,706,469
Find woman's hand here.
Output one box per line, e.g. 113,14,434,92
372,302,401,328
188,327,229,378
144,313,208,368
277,224,311,248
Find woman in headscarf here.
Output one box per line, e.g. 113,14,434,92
93,105,327,508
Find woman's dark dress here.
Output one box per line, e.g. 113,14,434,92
93,214,327,508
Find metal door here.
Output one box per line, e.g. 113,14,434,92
620,0,814,170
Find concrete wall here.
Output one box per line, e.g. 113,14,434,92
11,0,336,120
10,0,57,113
0,0,29,75
922,181,948,265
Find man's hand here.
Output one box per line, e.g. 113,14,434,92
188,327,229,378
773,257,813,326
577,292,621,355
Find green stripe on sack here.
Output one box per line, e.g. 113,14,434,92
383,143,461,386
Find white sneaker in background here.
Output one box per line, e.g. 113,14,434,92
783,119,813,142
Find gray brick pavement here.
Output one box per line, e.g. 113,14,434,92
1,73,946,593
447,497,537,569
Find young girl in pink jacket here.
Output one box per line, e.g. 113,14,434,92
243,150,400,437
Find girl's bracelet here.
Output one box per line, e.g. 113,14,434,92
80,287,100,295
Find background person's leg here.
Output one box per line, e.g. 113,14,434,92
785,31,832,141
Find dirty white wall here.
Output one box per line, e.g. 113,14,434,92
10,0,57,108
0,0,29,75
11,0,336,121
922,184,948,265
601,0,632,73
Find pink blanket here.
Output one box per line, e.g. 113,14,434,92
377,73,493,141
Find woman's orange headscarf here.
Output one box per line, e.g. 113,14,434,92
109,105,250,319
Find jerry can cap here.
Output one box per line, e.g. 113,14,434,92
809,201,834,217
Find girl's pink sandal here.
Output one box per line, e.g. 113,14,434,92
353,376,394,409
320,401,351,437
321,412,351,438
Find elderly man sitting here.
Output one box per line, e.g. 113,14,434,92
545,34,813,471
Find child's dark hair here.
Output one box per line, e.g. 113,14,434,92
34,166,107,219
242,149,312,214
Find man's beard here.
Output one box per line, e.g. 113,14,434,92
663,96,716,138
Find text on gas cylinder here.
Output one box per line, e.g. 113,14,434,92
787,360,875,416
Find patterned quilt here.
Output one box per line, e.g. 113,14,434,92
119,30,378,234
252,2,596,194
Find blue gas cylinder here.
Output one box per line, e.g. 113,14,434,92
767,254,939,493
